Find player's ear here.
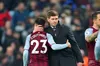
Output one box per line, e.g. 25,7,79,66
47,18,51,24
47,17,49,21
34,24,37,26
34,24,37,29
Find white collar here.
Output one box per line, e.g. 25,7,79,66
50,26,56,28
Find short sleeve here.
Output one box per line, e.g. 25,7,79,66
24,34,31,50
46,33,56,46
85,28,93,38
46,33,68,50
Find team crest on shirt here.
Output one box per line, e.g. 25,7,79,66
95,38,97,42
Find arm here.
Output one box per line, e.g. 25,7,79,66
95,30,100,61
23,35,30,66
23,50,28,66
6,11,11,21
66,26,83,63
85,28,98,42
47,33,71,50
11,12,17,29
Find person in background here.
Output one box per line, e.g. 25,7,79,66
80,49,88,66
85,11,100,66
45,10,83,66
11,2,29,30
94,29,100,62
0,1,11,28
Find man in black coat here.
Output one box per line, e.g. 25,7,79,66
45,10,83,66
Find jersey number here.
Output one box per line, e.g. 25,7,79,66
31,40,47,54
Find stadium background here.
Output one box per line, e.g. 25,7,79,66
0,0,99,66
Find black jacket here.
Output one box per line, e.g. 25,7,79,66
45,24,83,66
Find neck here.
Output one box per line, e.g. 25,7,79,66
50,24,56,27
51,26,56,28
33,30,43,33
33,30,36,33
33,30,38,32
93,24,99,30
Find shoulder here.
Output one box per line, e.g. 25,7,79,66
58,24,70,30
85,28,93,33
46,33,52,37
13,10,19,16
61,25,72,33
63,25,70,29
5,10,9,13
14,10,19,13
44,26,51,32
26,34,31,39
85,28,93,37
45,26,50,30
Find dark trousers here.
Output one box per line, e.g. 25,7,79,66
49,57,77,66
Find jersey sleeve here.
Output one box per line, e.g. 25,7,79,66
23,34,30,66
85,28,93,38
23,50,29,66
24,34,31,50
46,33,68,50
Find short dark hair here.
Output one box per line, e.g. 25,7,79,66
0,1,4,6
92,11,100,20
0,1,4,3
17,2,25,6
46,10,58,18
34,17,46,26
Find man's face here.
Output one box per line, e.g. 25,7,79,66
34,24,44,32
47,16,58,27
95,14,100,28
0,3,4,10
18,3,25,11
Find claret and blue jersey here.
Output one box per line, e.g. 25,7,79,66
23,31,68,66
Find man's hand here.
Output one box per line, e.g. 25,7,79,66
77,62,83,66
66,40,71,48
98,60,100,62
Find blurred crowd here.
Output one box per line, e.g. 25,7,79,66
0,0,100,66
